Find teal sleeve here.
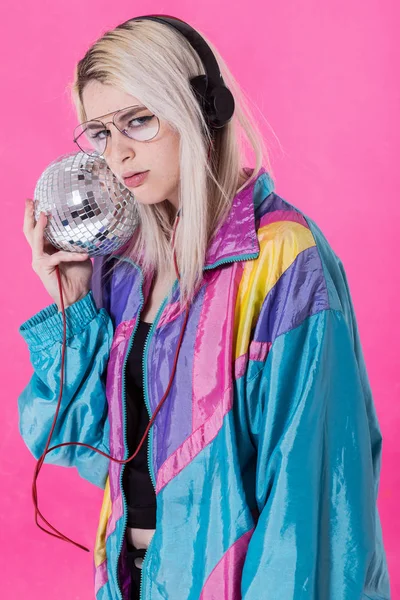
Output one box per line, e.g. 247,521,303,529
241,308,390,599
17,290,114,489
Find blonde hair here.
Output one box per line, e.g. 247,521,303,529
68,17,276,308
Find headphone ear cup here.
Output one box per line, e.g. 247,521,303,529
207,85,235,128
190,75,235,129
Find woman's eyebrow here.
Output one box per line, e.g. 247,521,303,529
86,105,145,122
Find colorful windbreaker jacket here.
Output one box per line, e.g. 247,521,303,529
18,167,390,600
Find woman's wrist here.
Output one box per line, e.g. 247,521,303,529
57,290,90,312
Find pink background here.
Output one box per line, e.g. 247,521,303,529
1,1,398,598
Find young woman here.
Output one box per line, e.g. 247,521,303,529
19,15,390,600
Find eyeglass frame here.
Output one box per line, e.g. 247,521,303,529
72,104,161,156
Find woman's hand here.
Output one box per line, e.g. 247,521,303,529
23,198,93,311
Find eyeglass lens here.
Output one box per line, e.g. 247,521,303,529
73,106,160,155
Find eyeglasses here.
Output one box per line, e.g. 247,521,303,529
73,105,160,156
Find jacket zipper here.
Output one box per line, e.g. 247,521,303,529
112,256,179,600
114,251,258,599
203,252,259,272
138,279,179,600
114,260,144,600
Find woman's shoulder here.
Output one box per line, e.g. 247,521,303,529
249,191,350,331
255,192,318,269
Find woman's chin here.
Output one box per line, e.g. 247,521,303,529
132,195,165,206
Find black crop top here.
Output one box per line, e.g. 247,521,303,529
122,319,157,529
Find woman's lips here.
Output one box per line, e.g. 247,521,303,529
123,170,149,188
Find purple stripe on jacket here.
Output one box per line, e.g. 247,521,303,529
156,385,234,493
149,284,207,474
254,192,291,218
253,246,330,344
155,263,244,492
110,263,145,324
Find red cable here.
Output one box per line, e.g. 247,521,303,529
32,210,189,552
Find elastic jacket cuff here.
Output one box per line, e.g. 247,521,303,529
19,290,99,350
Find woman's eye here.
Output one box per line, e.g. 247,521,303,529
128,115,154,127
85,129,108,140
91,130,108,139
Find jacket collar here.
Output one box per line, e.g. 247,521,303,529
112,166,275,271
204,166,275,269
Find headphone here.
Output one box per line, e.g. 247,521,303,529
120,14,236,130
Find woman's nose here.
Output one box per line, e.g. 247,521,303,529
104,123,136,159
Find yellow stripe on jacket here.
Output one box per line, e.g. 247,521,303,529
234,221,316,360
94,475,112,568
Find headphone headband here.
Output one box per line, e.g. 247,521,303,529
122,14,235,130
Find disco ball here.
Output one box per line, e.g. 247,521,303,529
33,151,140,257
